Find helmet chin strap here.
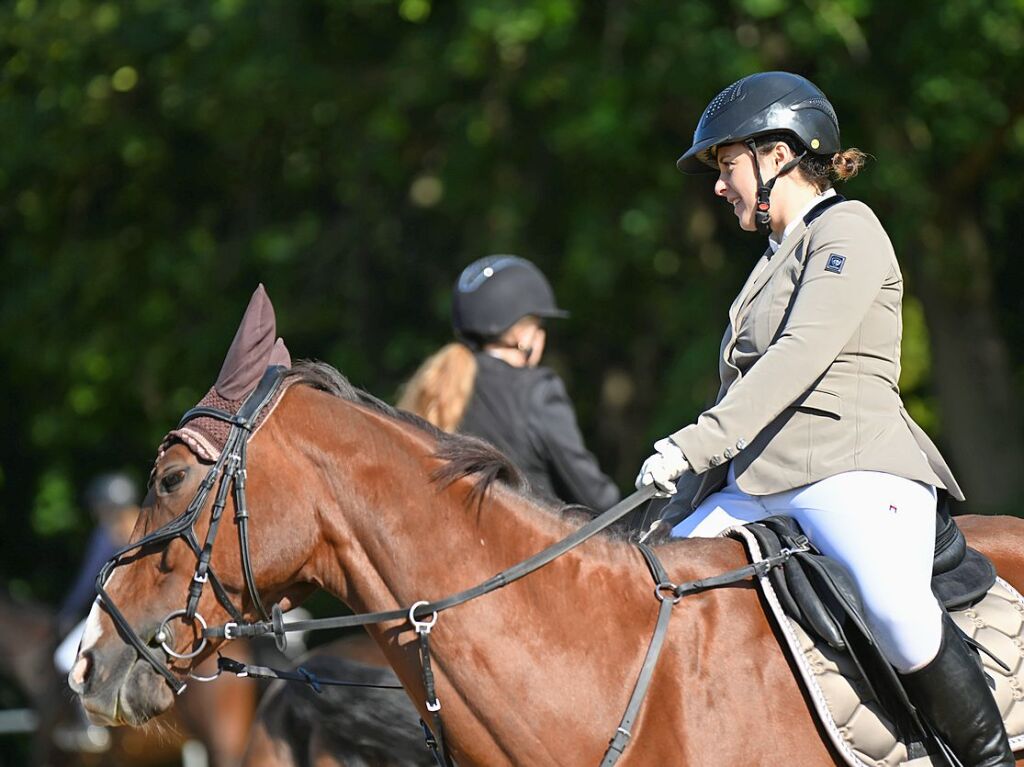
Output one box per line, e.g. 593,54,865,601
502,323,542,367
487,332,538,367
485,340,534,367
745,139,807,237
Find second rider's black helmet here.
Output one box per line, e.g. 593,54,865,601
677,71,840,174
452,255,568,343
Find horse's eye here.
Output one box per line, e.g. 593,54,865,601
159,470,186,494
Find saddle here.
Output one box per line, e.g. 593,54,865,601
746,500,996,653
739,505,1005,765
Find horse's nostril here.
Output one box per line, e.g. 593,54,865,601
69,650,93,691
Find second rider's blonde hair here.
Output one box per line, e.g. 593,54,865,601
397,343,478,432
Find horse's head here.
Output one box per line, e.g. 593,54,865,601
69,286,313,726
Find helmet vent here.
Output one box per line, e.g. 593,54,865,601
799,97,838,125
700,80,743,126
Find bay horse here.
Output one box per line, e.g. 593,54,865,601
67,293,1024,766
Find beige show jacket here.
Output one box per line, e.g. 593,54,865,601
671,197,962,511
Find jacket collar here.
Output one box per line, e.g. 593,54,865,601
734,194,847,321
768,188,838,254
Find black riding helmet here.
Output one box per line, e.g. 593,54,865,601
85,472,139,525
85,472,138,511
452,255,568,343
677,72,840,235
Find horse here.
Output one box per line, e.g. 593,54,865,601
241,633,436,767
0,586,257,767
0,587,55,714
67,290,1024,765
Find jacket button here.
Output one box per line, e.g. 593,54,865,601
723,448,733,460
736,438,747,451
709,455,721,467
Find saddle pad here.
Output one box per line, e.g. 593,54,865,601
729,525,1024,767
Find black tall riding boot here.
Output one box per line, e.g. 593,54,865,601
901,614,1015,767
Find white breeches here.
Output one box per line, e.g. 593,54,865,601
670,470,942,673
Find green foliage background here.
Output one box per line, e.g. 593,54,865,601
2,0,1024,609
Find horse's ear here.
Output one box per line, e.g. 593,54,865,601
215,284,278,400
269,338,291,369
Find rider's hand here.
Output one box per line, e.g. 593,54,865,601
635,438,689,496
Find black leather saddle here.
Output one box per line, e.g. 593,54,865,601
744,503,999,760
746,500,996,653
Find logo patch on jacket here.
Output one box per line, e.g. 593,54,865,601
825,254,846,274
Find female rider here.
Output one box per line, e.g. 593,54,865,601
636,71,1013,766
400,255,620,511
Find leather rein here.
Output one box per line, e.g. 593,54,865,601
95,366,804,765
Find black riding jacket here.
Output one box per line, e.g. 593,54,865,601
458,353,620,511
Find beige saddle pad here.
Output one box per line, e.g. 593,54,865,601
729,525,1024,767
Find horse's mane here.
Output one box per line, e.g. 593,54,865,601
283,360,534,507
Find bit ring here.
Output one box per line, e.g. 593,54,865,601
155,610,209,660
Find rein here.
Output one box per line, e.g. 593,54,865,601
98,365,806,765
213,655,404,691
203,483,663,643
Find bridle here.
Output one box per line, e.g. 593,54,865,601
94,365,286,695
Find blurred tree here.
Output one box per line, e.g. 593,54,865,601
1,0,1023,606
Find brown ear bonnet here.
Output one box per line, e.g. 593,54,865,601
165,284,292,461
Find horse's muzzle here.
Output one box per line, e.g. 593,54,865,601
70,643,176,726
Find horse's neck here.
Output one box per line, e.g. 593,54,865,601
344,425,598,608
276,389,750,765
282,392,634,619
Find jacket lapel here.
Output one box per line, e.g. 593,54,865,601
721,196,846,380
735,220,809,320
721,245,772,376
728,246,772,328
720,224,809,373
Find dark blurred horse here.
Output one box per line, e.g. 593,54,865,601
241,633,435,767
0,587,256,766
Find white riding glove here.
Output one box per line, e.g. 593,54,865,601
635,437,690,496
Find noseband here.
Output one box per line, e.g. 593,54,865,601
94,366,286,694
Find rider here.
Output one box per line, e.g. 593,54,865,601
56,473,139,638
399,255,621,511
635,71,1013,766
52,472,140,751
